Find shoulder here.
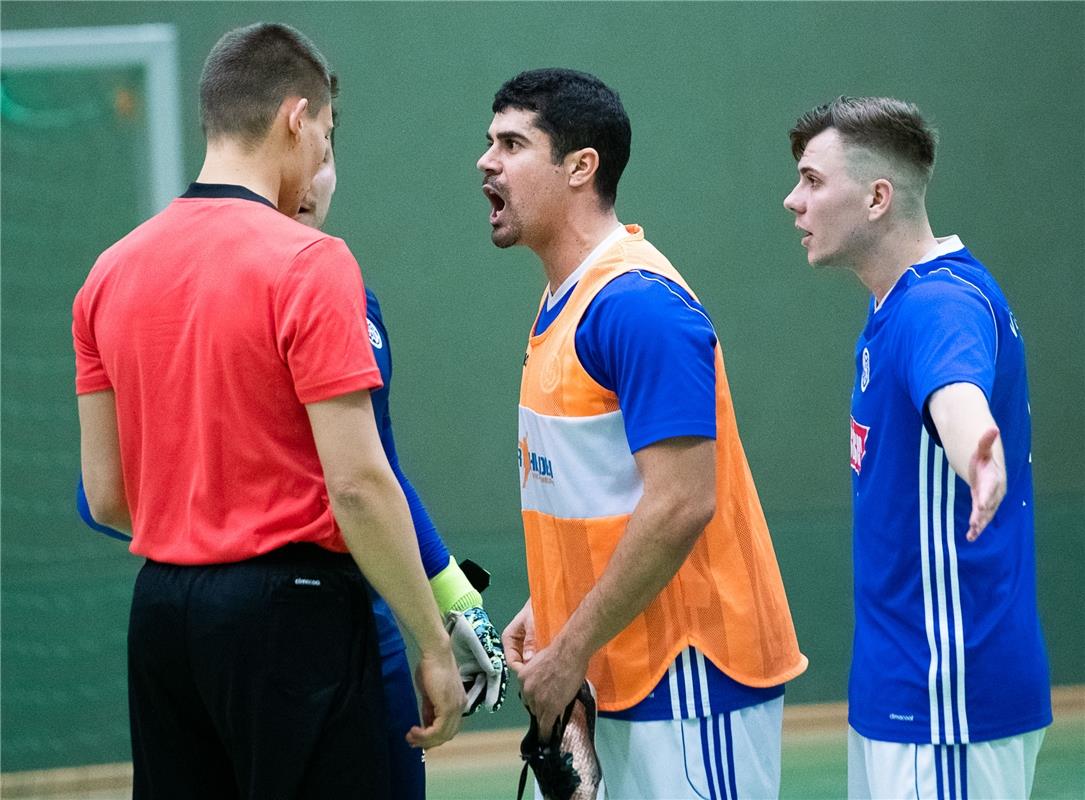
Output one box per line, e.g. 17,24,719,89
899,263,998,322
289,225,351,258
576,268,717,387
272,234,365,311
891,260,1001,366
589,269,711,329
283,232,360,280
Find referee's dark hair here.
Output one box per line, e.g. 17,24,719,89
493,68,631,208
200,22,338,147
789,96,937,183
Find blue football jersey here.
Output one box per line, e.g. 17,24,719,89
848,237,1051,744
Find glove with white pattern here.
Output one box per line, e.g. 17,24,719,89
445,606,508,714
430,557,508,715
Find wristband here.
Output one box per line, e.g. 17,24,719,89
429,557,483,616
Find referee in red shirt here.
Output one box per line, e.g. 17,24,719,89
73,23,465,798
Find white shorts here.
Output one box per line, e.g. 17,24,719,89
847,726,1046,800
591,695,784,800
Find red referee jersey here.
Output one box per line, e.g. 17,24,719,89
73,184,382,564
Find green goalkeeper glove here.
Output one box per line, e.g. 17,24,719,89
430,557,508,714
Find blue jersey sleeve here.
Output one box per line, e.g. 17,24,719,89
366,290,451,579
390,461,450,578
898,277,997,414
575,270,717,453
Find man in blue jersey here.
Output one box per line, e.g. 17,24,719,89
481,68,806,799
295,142,508,788
784,96,1051,798
78,142,507,798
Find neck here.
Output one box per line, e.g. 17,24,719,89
535,204,622,291
195,137,283,210
853,216,937,304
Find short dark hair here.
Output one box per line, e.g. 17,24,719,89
200,22,338,145
493,68,631,207
789,96,936,181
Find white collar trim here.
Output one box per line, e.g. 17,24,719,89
546,225,629,310
916,234,964,264
874,234,966,312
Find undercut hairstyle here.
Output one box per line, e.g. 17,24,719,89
789,96,937,184
200,22,338,145
493,68,631,207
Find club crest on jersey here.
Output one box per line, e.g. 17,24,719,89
850,417,871,475
367,319,383,349
860,347,871,392
518,436,554,487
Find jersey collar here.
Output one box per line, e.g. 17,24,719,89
545,224,630,310
181,182,277,210
874,234,966,312
916,234,965,265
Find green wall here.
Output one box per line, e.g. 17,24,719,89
2,1,1082,772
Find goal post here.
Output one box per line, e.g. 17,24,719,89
1,23,183,214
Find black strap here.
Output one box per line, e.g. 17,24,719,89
459,558,491,593
517,760,531,800
516,693,582,799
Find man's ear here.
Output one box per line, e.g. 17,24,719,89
868,178,893,221
567,147,600,190
285,97,310,139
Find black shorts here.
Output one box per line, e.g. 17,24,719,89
128,544,390,799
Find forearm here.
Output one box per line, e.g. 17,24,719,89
85,491,133,534
77,475,132,538
388,464,481,615
308,392,449,652
929,383,1003,485
77,391,132,533
329,468,448,652
554,487,709,665
927,382,1007,540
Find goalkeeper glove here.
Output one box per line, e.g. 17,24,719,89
430,557,508,714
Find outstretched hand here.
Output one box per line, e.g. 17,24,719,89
966,426,1005,541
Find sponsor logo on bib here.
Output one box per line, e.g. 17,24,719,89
518,436,555,487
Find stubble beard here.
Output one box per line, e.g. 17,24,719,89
491,230,517,248
490,215,520,249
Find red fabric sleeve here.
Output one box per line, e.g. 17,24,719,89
274,237,383,404
72,286,113,395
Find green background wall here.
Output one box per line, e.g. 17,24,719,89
2,1,1082,772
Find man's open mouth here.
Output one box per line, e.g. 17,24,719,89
483,184,506,224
